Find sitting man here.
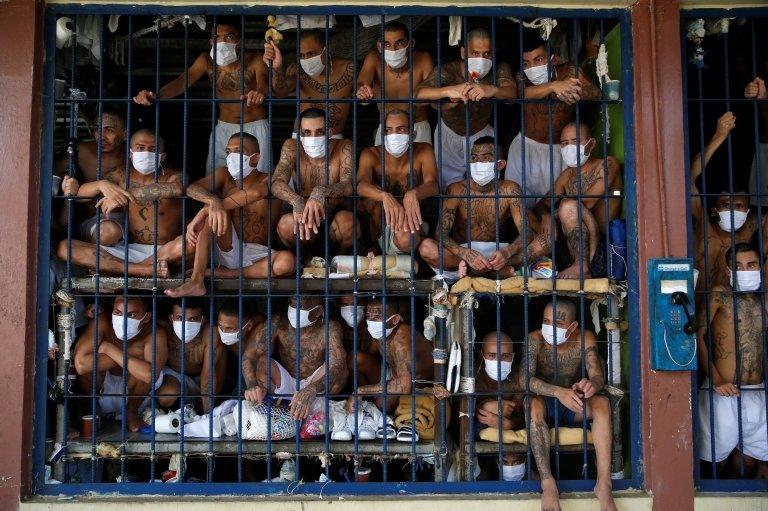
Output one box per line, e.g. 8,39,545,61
346,298,433,414
475,331,527,482
357,108,439,255
241,295,348,420
338,294,380,387
419,136,533,280
415,28,516,189
271,108,357,256
57,129,187,277
697,243,767,478
524,299,616,511
216,298,264,357
74,296,168,432
157,298,225,414
531,122,622,279
166,132,295,299
356,20,434,145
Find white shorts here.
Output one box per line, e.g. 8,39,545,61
101,243,155,264
373,119,432,146
748,142,768,207
378,222,428,255
429,241,509,281
214,228,269,270
434,120,494,190
99,370,164,415
207,119,271,174
273,359,323,399
505,132,566,209
79,211,124,242
698,380,767,462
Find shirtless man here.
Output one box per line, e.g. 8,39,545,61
531,122,622,279
133,17,271,174
158,298,225,414
506,30,601,208
358,109,439,255
415,28,517,189
165,133,295,298
338,294,380,386
57,130,187,277
264,29,354,137
691,112,759,290
240,295,348,420
475,332,527,482
345,298,434,414
271,108,357,254
56,106,127,246
697,243,767,478
744,77,768,207
216,298,264,358
419,136,533,280
74,297,168,432
357,20,434,145
524,299,616,511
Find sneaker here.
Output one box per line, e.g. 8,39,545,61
330,401,352,441
356,407,377,441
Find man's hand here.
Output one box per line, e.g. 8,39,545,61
382,193,405,232
207,200,229,238
550,78,581,104
345,395,360,414
263,41,282,69
62,176,80,196
186,208,209,247
572,378,598,399
300,197,325,238
98,180,134,207
488,249,509,271
98,342,117,357
447,83,471,103
244,385,267,404
95,197,122,215
242,90,265,106
555,387,584,413
715,111,736,139
476,408,513,429
463,249,492,272
290,387,315,420
133,90,156,106
402,190,423,234
744,77,767,99
712,375,740,397
467,83,497,101
357,84,375,101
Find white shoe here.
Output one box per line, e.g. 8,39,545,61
355,407,377,441
330,401,352,441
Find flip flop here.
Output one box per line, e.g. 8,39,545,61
376,424,396,439
396,425,419,442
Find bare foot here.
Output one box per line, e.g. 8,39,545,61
126,410,143,433
137,259,170,278
541,478,561,511
594,479,617,511
558,264,591,280
457,260,468,278
165,279,206,298
756,461,768,479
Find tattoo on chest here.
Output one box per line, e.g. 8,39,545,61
537,345,583,387
133,226,153,244
712,294,765,376
565,168,602,195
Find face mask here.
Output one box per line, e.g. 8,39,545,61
287,305,319,330
561,142,591,168
502,463,526,482
367,316,397,340
467,57,493,81
112,313,144,341
384,47,408,69
226,152,257,180
131,151,160,175
470,161,496,186
524,63,550,85
717,210,749,232
210,41,238,67
541,323,570,346
300,136,326,159
300,51,325,77
484,358,513,381
385,133,410,157
340,305,365,327
218,324,248,346
173,320,202,343
730,269,761,291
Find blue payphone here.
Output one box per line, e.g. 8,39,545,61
648,258,697,371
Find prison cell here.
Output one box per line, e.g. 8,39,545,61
37,6,638,496
682,10,768,491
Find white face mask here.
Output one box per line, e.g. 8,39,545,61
730,269,761,291
112,313,144,341
561,142,591,168
210,41,238,67
367,315,397,340
300,136,326,159
173,320,202,343
467,57,493,81
484,358,513,381
470,161,496,186
226,152,257,180
384,47,408,69
218,326,240,346
131,151,161,175
385,133,410,157
300,51,325,77
502,463,526,482
340,305,365,327
541,323,570,346
287,305,319,330
717,210,749,232
524,63,550,85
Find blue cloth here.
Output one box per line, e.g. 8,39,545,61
544,397,586,428
609,218,627,281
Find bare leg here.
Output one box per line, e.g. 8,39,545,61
165,224,218,297
330,210,359,252
527,396,560,511
88,219,123,247
584,396,617,511
57,239,169,278
557,199,599,279
155,377,181,409
347,351,381,387
418,238,462,273
393,229,424,255
126,374,152,432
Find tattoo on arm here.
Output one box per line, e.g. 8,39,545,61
584,345,605,390
130,182,182,203
271,143,304,210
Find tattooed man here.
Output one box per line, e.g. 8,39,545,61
697,243,767,478
524,299,616,511
58,130,187,277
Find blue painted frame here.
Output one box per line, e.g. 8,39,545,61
34,4,641,496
